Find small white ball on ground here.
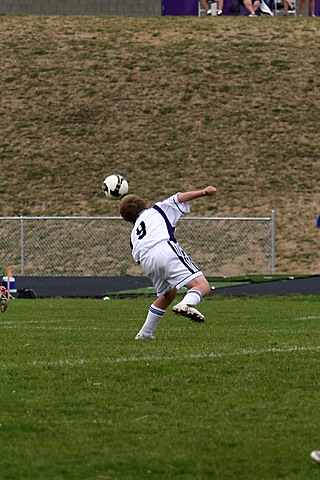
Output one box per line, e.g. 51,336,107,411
310,451,320,464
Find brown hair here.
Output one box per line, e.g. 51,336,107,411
120,194,147,223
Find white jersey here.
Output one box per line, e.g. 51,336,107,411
130,194,202,296
130,193,190,264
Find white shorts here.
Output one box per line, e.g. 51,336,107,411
140,241,203,296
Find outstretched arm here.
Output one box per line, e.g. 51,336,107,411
177,186,217,204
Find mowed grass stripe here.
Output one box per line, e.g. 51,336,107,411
1,345,319,370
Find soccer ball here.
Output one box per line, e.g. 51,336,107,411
102,174,129,200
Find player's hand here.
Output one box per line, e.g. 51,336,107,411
203,186,217,196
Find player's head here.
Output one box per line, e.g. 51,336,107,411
120,195,147,223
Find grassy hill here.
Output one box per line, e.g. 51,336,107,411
1,15,319,274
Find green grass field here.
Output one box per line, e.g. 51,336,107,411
1,295,320,479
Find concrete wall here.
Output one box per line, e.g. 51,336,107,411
0,0,162,16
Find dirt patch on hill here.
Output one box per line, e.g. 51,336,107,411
1,16,319,274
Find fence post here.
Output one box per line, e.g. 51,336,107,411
20,216,25,275
271,209,276,274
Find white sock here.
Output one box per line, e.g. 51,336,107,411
139,304,166,337
180,289,202,307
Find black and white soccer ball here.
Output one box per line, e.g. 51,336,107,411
102,174,129,200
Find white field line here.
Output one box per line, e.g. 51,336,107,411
1,314,318,327
295,316,320,320
0,318,105,331
0,345,319,370
0,318,79,326
0,325,313,336
0,325,107,331
1,314,319,330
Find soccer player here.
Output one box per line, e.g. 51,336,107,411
120,186,217,339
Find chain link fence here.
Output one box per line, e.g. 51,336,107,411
0,214,275,277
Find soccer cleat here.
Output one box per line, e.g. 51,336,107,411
311,451,320,464
172,303,205,323
135,332,155,340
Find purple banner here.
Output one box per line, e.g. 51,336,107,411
162,0,198,15
161,0,319,15
161,0,259,15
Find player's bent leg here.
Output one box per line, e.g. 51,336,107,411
186,275,211,298
172,275,210,323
